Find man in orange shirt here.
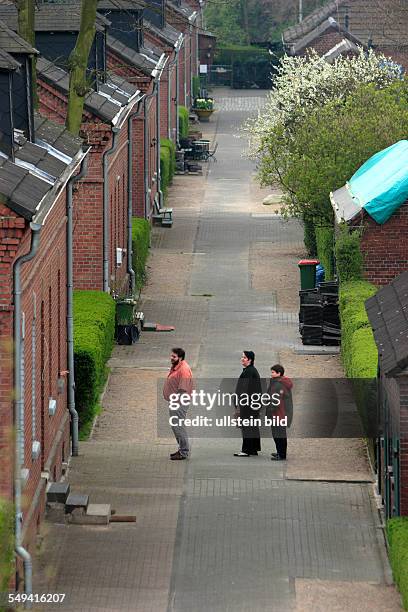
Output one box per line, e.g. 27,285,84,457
163,348,193,460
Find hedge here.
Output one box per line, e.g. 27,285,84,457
160,138,176,197
387,518,408,610
73,290,116,438
335,225,363,283
178,106,189,140
215,44,269,65
192,74,200,99
339,280,378,440
315,225,335,280
0,499,13,603
132,217,150,290
339,280,378,378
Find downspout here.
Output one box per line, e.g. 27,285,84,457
168,49,179,142
127,98,144,295
176,51,180,146
66,153,89,456
13,222,42,607
184,39,188,108
156,78,163,209
103,128,120,293
144,83,158,219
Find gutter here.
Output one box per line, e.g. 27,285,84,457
66,150,90,456
102,128,121,293
127,97,145,295
13,223,42,609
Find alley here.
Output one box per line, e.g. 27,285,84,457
34,90,401,612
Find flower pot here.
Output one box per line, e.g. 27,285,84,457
193,108,215,122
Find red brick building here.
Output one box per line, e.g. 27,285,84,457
366,271,408,517
0,21,87,590
167,0,200,110
282,0,408,70
36,56,142,292
331,142,408,287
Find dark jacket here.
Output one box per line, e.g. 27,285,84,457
235,364,262,420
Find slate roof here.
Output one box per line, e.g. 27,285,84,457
97,0,144,9
0,18,38,55
283,0,345,43
0,1,109,33
107,34,159,75
366,271,408,376
289,17,364,55
0,114,83,222
37,56,141,125
283,0,408,49
144,19,181,47
0,45,20,70
167,0,197,22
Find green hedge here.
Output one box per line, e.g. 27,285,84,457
0,499,13,602
315,225,335,280
215,44,269,65
178,106,189,140
74,291,116,438
192,75,200,99
303,217,317,256
339,280,378,378
132,217,150,290
160,138,176,197
335,225,363,283
388,518,408,610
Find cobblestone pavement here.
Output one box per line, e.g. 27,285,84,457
33,90,401,612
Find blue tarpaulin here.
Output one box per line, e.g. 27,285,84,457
348,140,408,224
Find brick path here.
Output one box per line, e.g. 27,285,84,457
33,89,401,612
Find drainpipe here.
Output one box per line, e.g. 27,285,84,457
176,51,180,146
144,83,158,219
168,50,179,142
127,98,144,295
184,40,188,108
156,78,164,209
66,153,89,456
13,223,42,607
102,128,120,293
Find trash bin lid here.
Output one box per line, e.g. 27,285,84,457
298,259,320,266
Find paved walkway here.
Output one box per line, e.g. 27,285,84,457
34,89,401,612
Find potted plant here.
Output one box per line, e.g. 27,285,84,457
193,97,215,122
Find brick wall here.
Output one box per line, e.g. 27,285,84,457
301,29,345,56
0,189,71,560
37,75,130,293
397,378,408,516
355,202,408,286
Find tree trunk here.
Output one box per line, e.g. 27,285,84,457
16,0,37,107
65,0,98,135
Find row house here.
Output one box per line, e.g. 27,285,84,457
282,0,408,70
0,0,203,596
0,20,87,590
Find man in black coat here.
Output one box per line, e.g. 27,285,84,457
234,350,262,457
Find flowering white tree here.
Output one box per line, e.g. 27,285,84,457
246,49,402,179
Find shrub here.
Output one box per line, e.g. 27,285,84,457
192,74,200,99
303,217,317,256
335,225,363,283
178,106,189,140
315,225,335,280
215,44,269,65
0,499,13,599
160,138,176,182
160,146,171,198
132,217,150,291
73,291,116,437
387,518,408,610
